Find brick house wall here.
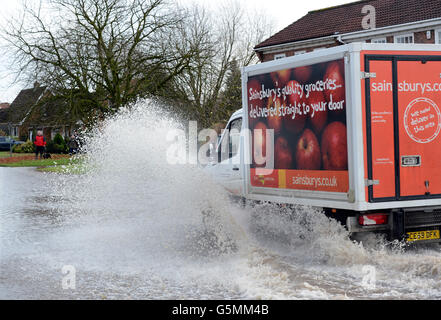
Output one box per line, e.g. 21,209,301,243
414,30,435,44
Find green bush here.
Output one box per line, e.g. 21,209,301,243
12,140,35,153
53,133,65,145
46,133,68,154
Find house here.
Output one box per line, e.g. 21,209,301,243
0,83,81,141
0,108,8,135
23,94,83,142
1,83,47,138
254,0,441,62
0,103,10,110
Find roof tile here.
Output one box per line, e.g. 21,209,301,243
255,0,441,49
7,86,47,123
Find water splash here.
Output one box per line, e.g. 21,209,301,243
50,101,249,259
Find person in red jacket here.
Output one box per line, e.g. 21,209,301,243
34,130,46,160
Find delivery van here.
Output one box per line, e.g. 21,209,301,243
206,43,441,244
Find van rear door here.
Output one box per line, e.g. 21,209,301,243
365,55,441,202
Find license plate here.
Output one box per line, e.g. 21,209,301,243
406,230,440,242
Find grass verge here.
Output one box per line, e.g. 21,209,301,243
0,157,73,168
37,157,89,174
0,151,30,159
0,152,89,175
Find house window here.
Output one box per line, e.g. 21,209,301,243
274,53,286,60
436,29,441,44
294,50,306,55
394,34,414,44
372,37,387,43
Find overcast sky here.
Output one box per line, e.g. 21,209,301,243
0,0,354,103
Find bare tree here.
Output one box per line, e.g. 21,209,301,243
170,1,275,127
3,0,196,122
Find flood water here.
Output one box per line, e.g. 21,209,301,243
1,102,441,300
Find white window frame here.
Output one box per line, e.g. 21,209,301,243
274,53,286,60
435,28,441,44
294,50,306,55
371,37,387,43
394,33,414,44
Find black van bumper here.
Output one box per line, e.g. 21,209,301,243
347,207,441,244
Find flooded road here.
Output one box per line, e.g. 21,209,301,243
1,103,441,300
0,167,244,299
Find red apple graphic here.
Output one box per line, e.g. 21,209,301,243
253,121,273,168
296,129,321,170
321,121,348,170
267,97,284,134
275,136,293,169
293,66,312,83
307,89,327,135
323,61,345,114
271,69,291,87
284,80,307,135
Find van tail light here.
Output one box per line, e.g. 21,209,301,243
358,214,388,226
